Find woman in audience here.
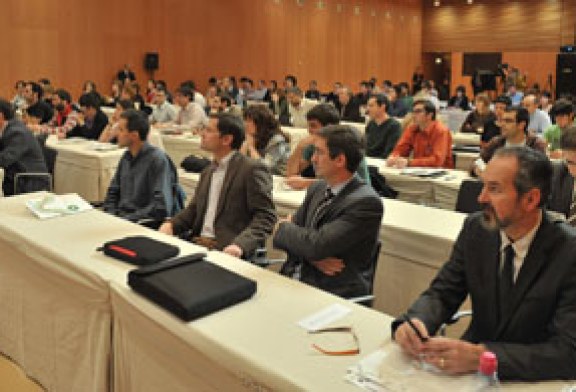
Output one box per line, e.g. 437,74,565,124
460,94,496,135
145,79,156,103
104,80,123,107
448,85,470,110
98,99,134,143
82,80,103,106
241,105,290,176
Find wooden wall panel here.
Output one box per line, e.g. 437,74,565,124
423,0,576,52
1,0,422,100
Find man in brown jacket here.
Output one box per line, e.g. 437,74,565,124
159,113,276,259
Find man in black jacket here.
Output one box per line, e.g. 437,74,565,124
0,98,49,196
68,92,108,140
393,147,576,381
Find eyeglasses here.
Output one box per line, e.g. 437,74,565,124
501,118,516,124
309,326,360,356
412,109,425,114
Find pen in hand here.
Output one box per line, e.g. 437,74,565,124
403,314,429,343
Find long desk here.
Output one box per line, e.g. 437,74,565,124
366,157,471,210
46,136,125,202
0,193,570,391
179,171,467,317
159,132,211,167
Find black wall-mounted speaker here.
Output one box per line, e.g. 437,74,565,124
144,52,159,71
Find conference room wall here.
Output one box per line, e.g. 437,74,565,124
0,0,422,100
422,0,576,96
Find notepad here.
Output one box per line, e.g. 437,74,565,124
26,194,93,219
297,303,351,331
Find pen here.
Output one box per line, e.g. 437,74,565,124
403,314,428,342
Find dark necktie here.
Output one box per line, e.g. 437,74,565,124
310,188,334,228
499,244,515,318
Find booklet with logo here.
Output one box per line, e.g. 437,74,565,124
26,194,93,219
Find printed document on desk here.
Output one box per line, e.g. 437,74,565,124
26,193,93,219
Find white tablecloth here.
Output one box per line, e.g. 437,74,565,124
160,133,211,167
46,136,125,202
366,157,471,211
452,132,481,146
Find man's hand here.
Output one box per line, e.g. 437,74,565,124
394,317,429,358
312,257,344,276
422,337,486,375
273,214,292,235
285,175,312,190
223,244,243,258
388,157,408,169
158,221,174,235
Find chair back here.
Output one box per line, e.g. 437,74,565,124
455,179,483,213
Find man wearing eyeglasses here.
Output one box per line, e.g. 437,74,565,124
386,99,453,169
471,106,547,178
273,125,383,298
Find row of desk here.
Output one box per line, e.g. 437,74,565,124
0,193,567,391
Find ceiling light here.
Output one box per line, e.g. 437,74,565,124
434,0,440,6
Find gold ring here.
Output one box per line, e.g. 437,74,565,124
439,357,445,369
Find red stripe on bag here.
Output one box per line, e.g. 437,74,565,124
109,245,137,258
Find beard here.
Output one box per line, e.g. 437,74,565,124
480,203,513,231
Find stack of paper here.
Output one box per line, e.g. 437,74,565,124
26,194,93,219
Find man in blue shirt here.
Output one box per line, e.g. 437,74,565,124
103,109,175,222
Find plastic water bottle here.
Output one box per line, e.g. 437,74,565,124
471,351,501,391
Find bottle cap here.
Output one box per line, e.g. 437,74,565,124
479,351,497,376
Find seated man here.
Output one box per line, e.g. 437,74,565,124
285,103,370,190
174,86,208,130
559,126,576,224
365,94,401,159
472,107,546,177
103,109,174,222
0,98,49,196
393,146,576,381
544,99,574,157
523,94,551,136
335,86,364,123
68,92,109,140
387,99,453,168
480,95,511,147
273,125,383,298
23,81,53,124
159,113,276,258
287,87,316,128
150,87,177,124
30,89,81,138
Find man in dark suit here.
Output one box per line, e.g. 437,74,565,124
273,125,383,298
68,92,108,140
393,146,576,381
159,113,276,258
335,86,364,123
0,98,49,196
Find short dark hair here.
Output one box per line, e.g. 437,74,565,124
561,126,576,151
120,109,150,141
78,92,101,109
493,146,552,208
0,98,15,121
456,85,466,94
370,94,389,108
180,80,196,91
318,125,365,173
494,95,512,107
212,113,245,150
505,106,529,133
306,103,340,126
176,86,194,101
27,81,43,99
117,99,135,111
55,89,71,104
38,78,51,86
552,99,574,117
26,104,44,120
413,99,436,120
285,74,298,86
219,94,232,107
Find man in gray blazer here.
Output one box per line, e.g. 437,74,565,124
393,146,576,381
159,113,276,259
0,98,49,196
273,125,383,298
